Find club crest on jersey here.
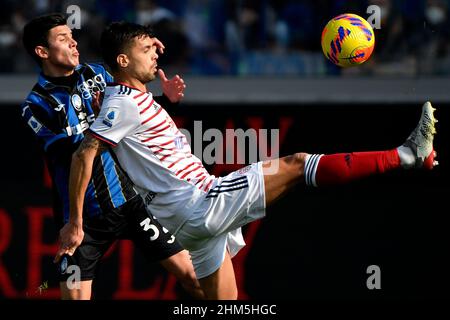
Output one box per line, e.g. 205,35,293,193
71,94,82,111
103,108,119,128
27,116,43,133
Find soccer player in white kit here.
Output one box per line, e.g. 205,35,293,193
69,22,438,299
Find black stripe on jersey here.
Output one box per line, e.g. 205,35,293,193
91,156,114,213
118,85,132,95
206,183,249,199
207,179,249,194
32,85,59,109
206,176,249,198
208,176,248,191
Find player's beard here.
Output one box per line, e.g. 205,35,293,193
142,70,157,83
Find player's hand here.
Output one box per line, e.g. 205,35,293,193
158,69,186,103
54,222,84,263
153,37,165,54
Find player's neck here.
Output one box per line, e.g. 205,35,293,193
42,63,75,78
113,73,147,93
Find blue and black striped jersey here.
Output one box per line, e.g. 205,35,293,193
21,63,138,223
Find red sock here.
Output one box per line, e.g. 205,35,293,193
305,150,401,187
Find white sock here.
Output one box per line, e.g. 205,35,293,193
304,154,323,187
397,145,415,168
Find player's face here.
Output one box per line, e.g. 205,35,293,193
45,25,79,71
127,35,158,83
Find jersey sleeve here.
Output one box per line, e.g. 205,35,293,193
89,96,140,146
20,98,68,152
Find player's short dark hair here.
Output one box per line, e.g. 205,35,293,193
101,21,154,72
22,13,68,67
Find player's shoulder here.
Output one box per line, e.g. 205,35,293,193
103,84,138,108
104,84,150,106
23,86,40,105
22,83,53,111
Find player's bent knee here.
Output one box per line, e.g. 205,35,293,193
282,153,308,176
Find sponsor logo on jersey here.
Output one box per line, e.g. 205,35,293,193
102,108,119,128
77,73,107,99
65,114,95,136
71,94,82,111
27,116,42,133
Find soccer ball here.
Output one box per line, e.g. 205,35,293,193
321,13,375,67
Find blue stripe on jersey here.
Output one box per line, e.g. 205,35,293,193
100,152,127,208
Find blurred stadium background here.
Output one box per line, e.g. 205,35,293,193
0,0,449,300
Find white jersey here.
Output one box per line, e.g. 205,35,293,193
90,84,214,232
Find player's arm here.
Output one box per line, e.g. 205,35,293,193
54,133,109,262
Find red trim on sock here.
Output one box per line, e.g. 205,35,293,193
315,149,400,187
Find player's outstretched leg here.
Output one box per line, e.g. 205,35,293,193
263,102,438,205
303,101,438,188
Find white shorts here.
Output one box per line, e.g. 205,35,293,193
176,162,266,279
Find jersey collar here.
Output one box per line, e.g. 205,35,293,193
37,64,83,89
108,81,147,93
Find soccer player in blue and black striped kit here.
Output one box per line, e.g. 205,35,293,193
21,13,203,299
